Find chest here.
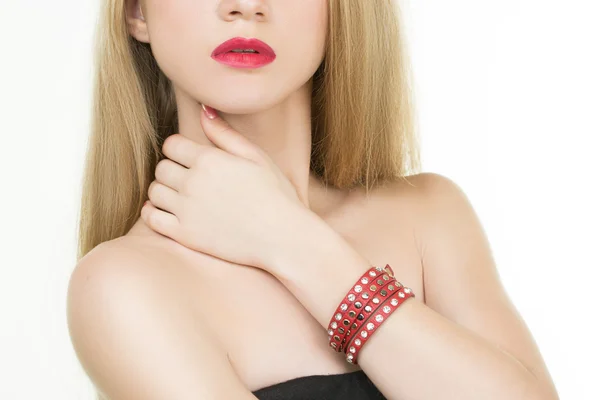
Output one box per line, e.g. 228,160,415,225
176,207,425,392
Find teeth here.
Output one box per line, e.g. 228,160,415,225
230,49,258,53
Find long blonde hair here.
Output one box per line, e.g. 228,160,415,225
77,0,421,262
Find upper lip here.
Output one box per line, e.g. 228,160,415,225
211,37,276,57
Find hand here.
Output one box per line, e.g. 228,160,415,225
141,104,307,270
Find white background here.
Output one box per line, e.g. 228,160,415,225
1,0,598,398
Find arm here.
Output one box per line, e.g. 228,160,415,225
269,173,559,400
66,241,258,400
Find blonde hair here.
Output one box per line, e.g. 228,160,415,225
77,0,421,262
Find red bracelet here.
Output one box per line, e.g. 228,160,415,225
340,279,405,353
327,264,396,352
327,266,386,351
345,285,415,364
339,274,404,353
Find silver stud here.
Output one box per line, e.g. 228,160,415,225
369,271,377,277
388,284,395,290
354,338,362,346
375,266,383,272
395,281,401,287
331,321,338,329
335,313,342,321
361,293,369,299
364,305,373,312
404,287,411,293
349,346,356,353
340,303,348,311
328,329,334,336
347,293,356,301
383,274,389,281
361,277,369,284
372,298,380,304
367,323,375,330
399,292,405,298
346,354,354,362
330,342,337,348
361,331,368,338
391,299,399,306
354,285,363,293
377,279,384,285
383,306,391,313
375,315,383,322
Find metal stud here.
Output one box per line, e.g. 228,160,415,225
367,323,375,330
375,315,383,322
361,277,369,284
340,303,348,311
338,327,345,334
335,313,342,321
361,330,368,338
380,289,388,296
372,298,380,304
347,293,356,301
388,284,395,290
377,279,384,285
370,285,377,291
391,299,399,306
361,293,369,299
357,313,365,321
349,346,356,353
331,321,337,329
354,301,362,309
349,310,356,318
343,319,350,326
354,338,362,346
383,306,391,313
354,285,363,293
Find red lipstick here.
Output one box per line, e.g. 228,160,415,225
211,37,276,69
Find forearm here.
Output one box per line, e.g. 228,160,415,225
269,210,555,400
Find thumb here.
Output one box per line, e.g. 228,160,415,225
200,104,264,163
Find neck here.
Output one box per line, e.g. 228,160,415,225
171,80,345,216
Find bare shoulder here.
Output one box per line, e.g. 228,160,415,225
378,173,558,393
66,237,257,400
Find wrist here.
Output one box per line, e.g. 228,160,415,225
264,205,347,278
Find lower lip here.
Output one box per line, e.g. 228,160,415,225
211,52,275,69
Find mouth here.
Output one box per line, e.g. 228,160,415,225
211,37,276,57
211,37,276,69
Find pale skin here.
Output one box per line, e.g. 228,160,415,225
66,1,560,399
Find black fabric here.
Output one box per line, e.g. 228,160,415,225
251,370,387,400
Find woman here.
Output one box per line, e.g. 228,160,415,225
66,0,559,399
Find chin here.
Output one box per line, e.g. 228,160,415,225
202,91,287,115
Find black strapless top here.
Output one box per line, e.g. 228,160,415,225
251,370,387,400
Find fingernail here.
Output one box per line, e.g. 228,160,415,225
201,104,218,120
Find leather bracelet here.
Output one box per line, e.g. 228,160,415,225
327,266,386,351
327,264,396,352
345,284,415,364
340,278,405,353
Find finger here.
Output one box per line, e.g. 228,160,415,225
200,104,265,163
162,133,204,169
141,201,179,240
147,180,180,216
155,158,188,192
